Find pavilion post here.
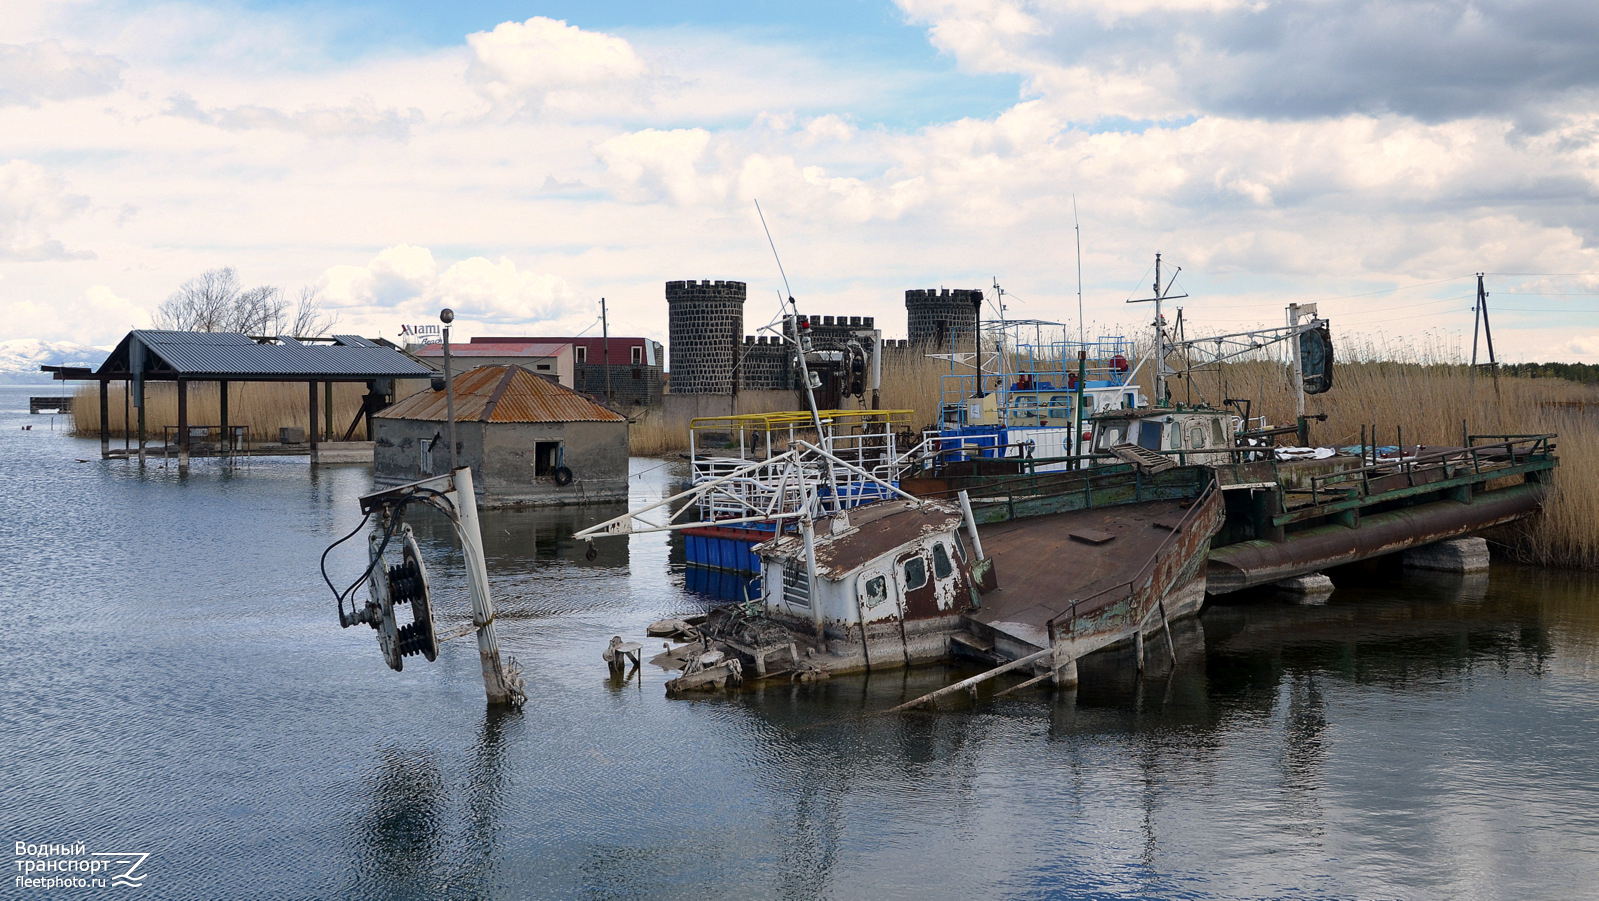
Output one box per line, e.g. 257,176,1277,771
309,380,320,464
177,379,190,471
123,382,130,452
137,397,146,462
98,380,109,459
324,381,334,441
219,381,230,455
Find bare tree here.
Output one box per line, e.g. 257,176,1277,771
283,286,338,337
152,267,242,332
152,268,338,337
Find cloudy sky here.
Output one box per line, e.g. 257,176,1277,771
3,0,1598,361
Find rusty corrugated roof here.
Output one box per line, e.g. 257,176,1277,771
413,342,569,358
375,365,625,423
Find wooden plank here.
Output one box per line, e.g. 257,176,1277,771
889,646,1056,712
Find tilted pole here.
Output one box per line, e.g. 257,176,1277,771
453,466,518,705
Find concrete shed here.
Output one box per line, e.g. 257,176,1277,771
373,365,628,506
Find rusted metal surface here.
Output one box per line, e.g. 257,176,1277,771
1207,482,1546,593
375,365,624,423
968,483,1223,652
757,500,963,578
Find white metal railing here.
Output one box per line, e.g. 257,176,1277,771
575,441,918,540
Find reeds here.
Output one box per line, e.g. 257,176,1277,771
628,410,690,456
72,382,373,441
67,331,1599,568
1173,334,1599,569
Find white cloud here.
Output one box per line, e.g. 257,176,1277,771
0,160,92,261
0,40,123,106
316,246,580,336
162,92,423,140
467,17,649,115
597,128,717,204
0,1,1597,366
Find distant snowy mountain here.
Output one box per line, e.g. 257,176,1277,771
0,338,110,384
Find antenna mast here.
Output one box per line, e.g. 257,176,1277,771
1126,252,1186,405
1073,196,1084,346
754,200,836,507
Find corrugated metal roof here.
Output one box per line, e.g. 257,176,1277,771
93,330,434,379
375,365,626,423
413,342,569,358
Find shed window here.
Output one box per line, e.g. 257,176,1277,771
534,441,560,476
861,575,887,609
536,363,551,371
932,543,953,580
903,556,928,591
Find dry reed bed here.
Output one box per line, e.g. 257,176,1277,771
71,340,1599,568
73,382,373,441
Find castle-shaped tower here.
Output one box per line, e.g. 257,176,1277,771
666,280,745,394
905,288,983,346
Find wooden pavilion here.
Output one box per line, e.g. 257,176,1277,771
43,330,435,469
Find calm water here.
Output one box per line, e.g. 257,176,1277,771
3,384,1598,900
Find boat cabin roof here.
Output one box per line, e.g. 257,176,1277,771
756,500,963,579
1090,405,1228,422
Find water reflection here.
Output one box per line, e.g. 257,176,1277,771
402,501,632,570
6,380,1599,901
350,747,448,899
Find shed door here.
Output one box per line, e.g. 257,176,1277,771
895,549,938,619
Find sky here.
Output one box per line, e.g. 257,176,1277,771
3,0,1599,362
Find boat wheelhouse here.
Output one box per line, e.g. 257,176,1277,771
925,331,1147,474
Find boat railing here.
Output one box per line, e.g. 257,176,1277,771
1296,433,1556,508
1045,478,1222,640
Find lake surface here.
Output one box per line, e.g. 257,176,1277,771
3,384,1598,900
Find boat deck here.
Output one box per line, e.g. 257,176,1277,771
968,498,1191,651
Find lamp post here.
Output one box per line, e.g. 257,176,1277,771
441,308,457,472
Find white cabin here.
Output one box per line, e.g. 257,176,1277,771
754,501,976,638
1090,407,1242,467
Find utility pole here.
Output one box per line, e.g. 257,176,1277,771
1471,273,1499,391
600,297,611,403
1127,253,1187,406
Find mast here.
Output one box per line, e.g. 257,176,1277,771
1126,253,1184,406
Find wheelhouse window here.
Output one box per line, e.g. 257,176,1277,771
903,556,928,591
1138,420,1164,451
932,543,953,580
860,575,888,609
